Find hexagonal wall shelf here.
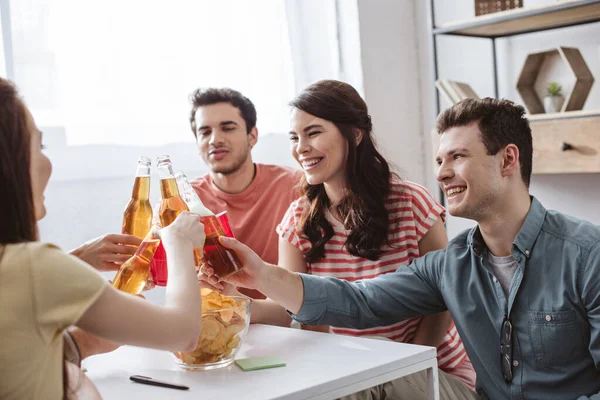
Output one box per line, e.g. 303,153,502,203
516,46,594,114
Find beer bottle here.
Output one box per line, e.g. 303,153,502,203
175,171,213,218
112,225,161,294
175,171,212,267
176,171,242,281
157,155,189,227
122,156,153,239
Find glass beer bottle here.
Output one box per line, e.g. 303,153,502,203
112,225,161,294
176,171,242,281
175,172,209,267
157,155,189,227
122,156,153,239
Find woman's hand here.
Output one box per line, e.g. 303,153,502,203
69,234,142,271
161,212,205,248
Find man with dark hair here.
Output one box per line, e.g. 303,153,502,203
210,98,600,399
189,87,301,300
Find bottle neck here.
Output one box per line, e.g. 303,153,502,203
135,163,151,177
158,162,175,180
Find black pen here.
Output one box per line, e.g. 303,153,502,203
130,375,189,391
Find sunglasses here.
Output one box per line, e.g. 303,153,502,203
500,315,513,383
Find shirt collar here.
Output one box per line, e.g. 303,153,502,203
467,196,546,257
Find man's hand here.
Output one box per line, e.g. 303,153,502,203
67,326,120,360
198,236,267,291
69,234,142,271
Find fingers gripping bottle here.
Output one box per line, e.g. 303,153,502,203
176,171,242,281
122,156,153,239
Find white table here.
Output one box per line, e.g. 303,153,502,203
84,324,439,400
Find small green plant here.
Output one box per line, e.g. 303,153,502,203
546,81,563,97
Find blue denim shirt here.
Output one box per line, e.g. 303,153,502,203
293,197,600,399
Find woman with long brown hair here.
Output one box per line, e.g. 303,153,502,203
0,77,204,399
202,80,476,395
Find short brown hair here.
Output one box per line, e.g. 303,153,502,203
189,88,257,137
436,98,533,188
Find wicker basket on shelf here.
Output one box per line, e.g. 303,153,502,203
475,0,523,16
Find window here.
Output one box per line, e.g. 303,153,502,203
9,0,295,145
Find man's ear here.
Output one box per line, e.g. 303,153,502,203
354,128,364,146
501,144,520,178
248,126,258,149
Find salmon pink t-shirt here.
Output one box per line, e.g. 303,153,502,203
191,164,301,298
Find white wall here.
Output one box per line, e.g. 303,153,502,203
416,0,600,238
355,0,426,183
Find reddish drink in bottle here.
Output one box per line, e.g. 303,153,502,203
201,214,242,281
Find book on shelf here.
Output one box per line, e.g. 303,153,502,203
435,79,480,105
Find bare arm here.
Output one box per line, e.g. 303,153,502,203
75,212,203,352
249,238,308,327
411,218,451,347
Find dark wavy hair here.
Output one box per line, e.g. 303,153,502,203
0,78,37,257
290,80,396,262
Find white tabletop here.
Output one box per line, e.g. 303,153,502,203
84,324,437,400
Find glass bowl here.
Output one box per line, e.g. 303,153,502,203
174,295,251,370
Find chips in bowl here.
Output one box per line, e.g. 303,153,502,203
174,288,251,370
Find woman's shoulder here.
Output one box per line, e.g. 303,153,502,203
2,242,62,262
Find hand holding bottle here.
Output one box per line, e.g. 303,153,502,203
199,236,267,290
161,211,206,249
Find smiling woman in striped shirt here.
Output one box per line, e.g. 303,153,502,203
271,79,475,393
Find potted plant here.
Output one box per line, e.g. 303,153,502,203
544,81,565,113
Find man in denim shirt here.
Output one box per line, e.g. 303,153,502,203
203,98,600,399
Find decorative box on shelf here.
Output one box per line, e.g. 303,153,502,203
475,0,523,16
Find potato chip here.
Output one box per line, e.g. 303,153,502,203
219,309,234,323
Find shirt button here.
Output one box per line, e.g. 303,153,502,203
545,315,552,322
513,360,519,367
493,277,498,283
525,249,530,257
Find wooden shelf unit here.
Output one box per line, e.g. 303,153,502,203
526,109,600,121
433,0,600,38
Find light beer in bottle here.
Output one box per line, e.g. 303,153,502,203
176,171,242,281
122,156,153,239
157,155,189,227
112,226,161,294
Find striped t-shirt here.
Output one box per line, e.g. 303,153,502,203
276,180,469,374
